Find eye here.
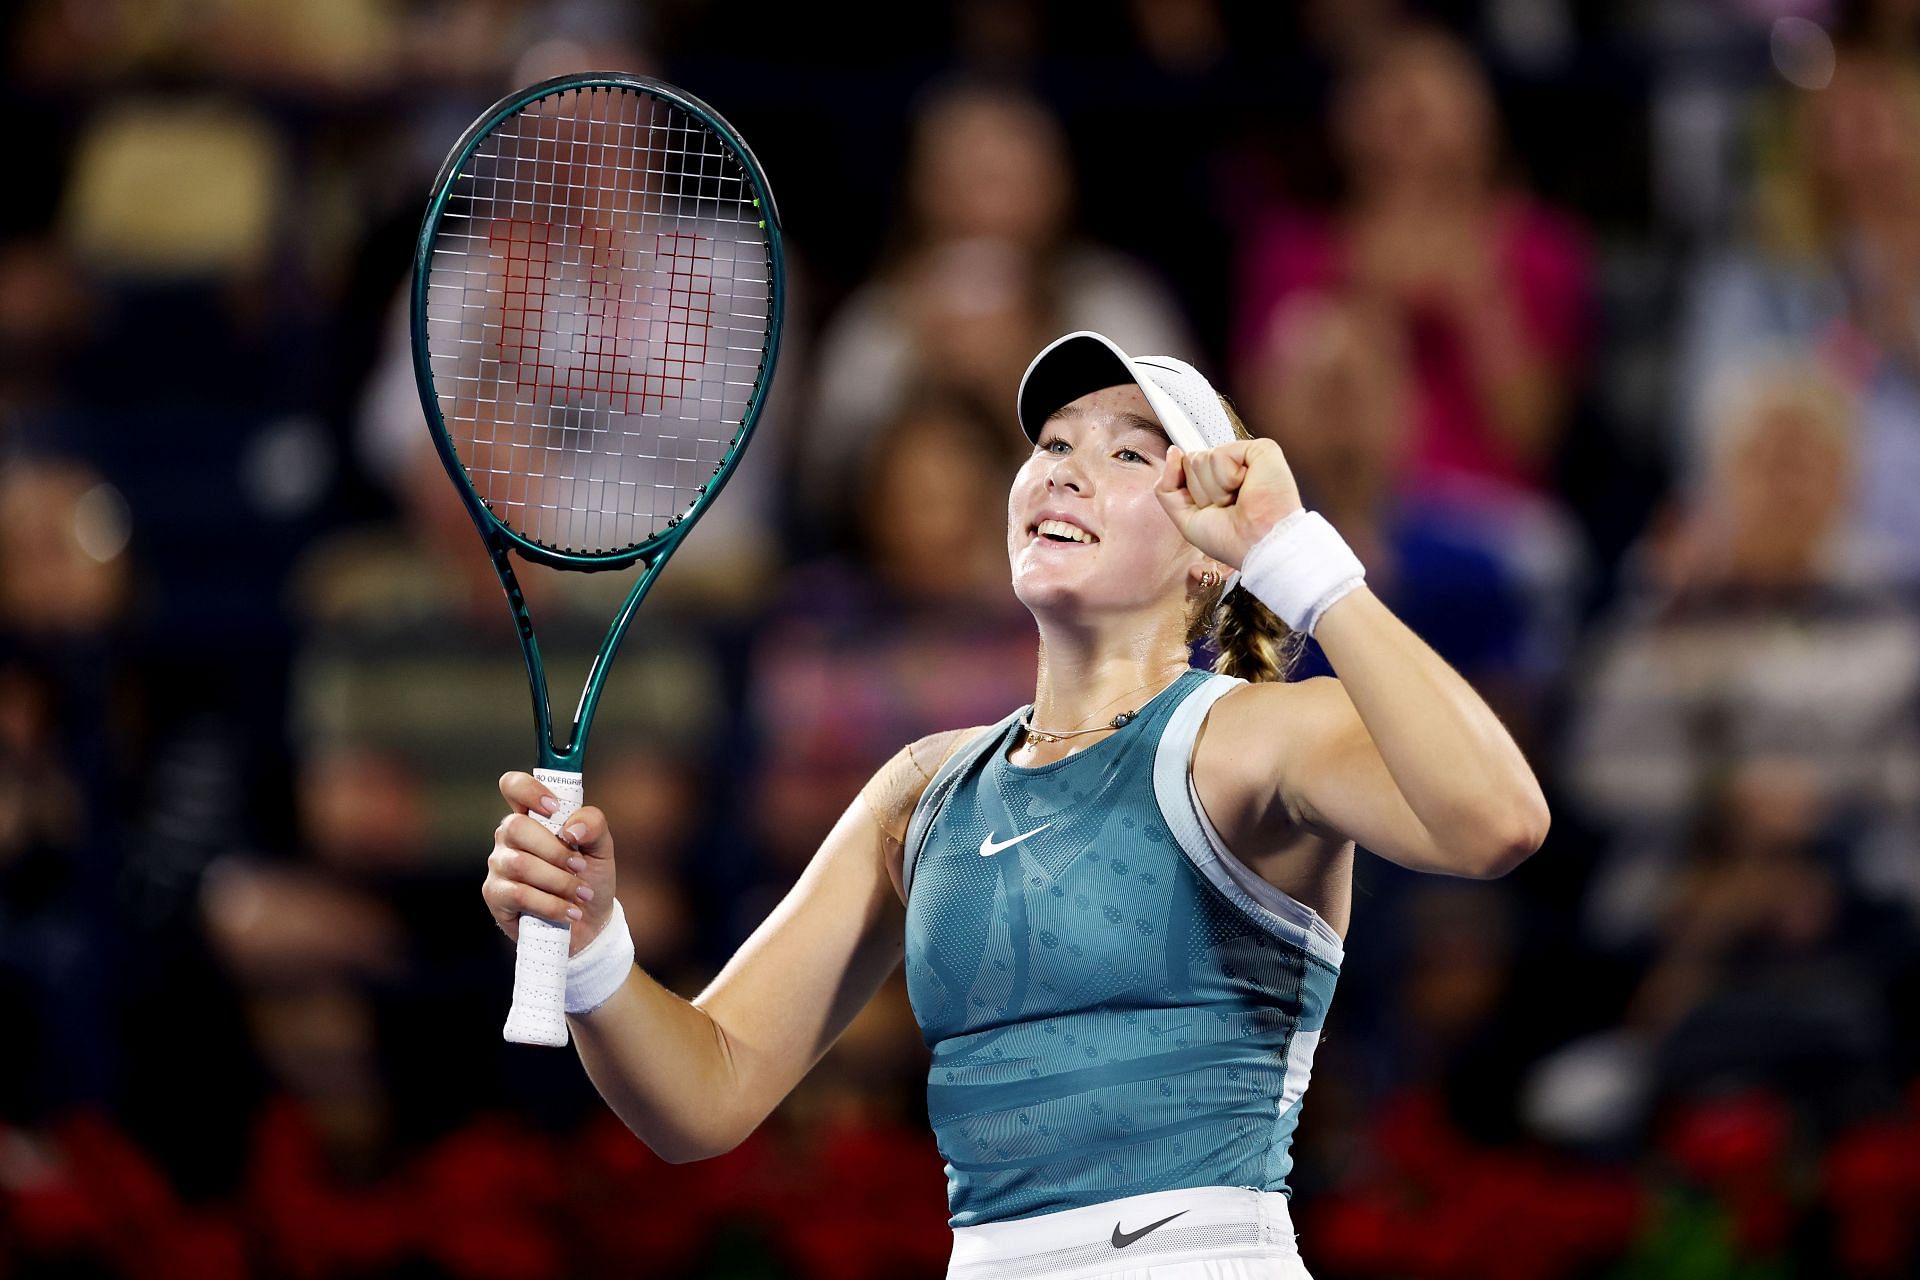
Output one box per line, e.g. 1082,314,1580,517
1039,435,1070,454
1115,447,1146,464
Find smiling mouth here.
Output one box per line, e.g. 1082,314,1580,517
1031,518,1098,545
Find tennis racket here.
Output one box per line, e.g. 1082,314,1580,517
411,72,784,1046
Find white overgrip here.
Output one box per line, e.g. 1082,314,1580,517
501,767,584,1046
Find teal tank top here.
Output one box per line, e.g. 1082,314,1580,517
901,668,1344,1227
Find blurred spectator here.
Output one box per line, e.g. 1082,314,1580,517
0,459,130,635
1234,25,1592,695
0,239,96,432
744,387,1034,906
803,79,1195,524
289,426,723,897
1565,362,1920,938
1524,359,1920,1169
1629,764,1893,1106
355,218,805,603
1240,293,1540,726
1129,0,1228,76
1528,750,1907,1185
0,459,134,1115
1677,45,1920,583
204,402,728,1196
1236,25,1594,502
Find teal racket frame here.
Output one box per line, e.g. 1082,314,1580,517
410,72,785,773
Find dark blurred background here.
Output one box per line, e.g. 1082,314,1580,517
4,0,1920,1276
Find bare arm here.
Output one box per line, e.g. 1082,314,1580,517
1201,589,1549,879
485,730,978,1162
572,790,905,1161
1158,438,1549,882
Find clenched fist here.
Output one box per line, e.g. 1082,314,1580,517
1153,437,1303,569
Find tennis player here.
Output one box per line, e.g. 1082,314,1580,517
483,330,1550,1278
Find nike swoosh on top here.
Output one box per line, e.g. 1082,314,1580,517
978,824,1051,857
1111,1209,1188,1248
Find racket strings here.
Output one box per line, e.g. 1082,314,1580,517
424,84,774,555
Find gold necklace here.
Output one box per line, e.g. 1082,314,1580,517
1019,672,1183,745
1019,709,1141,744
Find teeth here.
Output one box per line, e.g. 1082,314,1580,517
1036,519,1093,544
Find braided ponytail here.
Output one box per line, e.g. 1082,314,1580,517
1179,399,1307,684
1212,586,1304,682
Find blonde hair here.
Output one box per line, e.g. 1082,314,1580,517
1182,400,1308,683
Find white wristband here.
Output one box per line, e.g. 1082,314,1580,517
1238,508,1365,636
564,897,635,1015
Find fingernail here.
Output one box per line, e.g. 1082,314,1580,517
567,856,586,873
566,906,583,920
538,796,560,814
575,885,594,902
566,824,589,843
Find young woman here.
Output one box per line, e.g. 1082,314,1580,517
482,331,1550,1279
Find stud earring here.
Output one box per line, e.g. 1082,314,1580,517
1199,570,1220,590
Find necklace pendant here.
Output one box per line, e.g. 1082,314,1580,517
1020,672,1176,746
1020,709,1138,745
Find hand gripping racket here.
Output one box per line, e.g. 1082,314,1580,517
411,73,783,1045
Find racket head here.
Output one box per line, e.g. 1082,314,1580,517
410,72,784,571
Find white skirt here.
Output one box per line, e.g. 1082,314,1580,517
945,1185,1314,1280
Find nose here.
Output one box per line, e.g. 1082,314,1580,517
1046,449,1089,495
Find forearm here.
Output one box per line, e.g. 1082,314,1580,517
568,966,742,1163
1310,585,1549,864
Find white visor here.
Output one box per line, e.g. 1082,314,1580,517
1016,330,1236,454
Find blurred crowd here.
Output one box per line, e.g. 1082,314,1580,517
5,0,1920,1276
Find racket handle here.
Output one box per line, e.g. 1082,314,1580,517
502,768,585,1047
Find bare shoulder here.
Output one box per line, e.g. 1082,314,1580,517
1205,675,1352,740
862,726,991,842
910,726,993,781
862,726,991,907
1195,677,1360,822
